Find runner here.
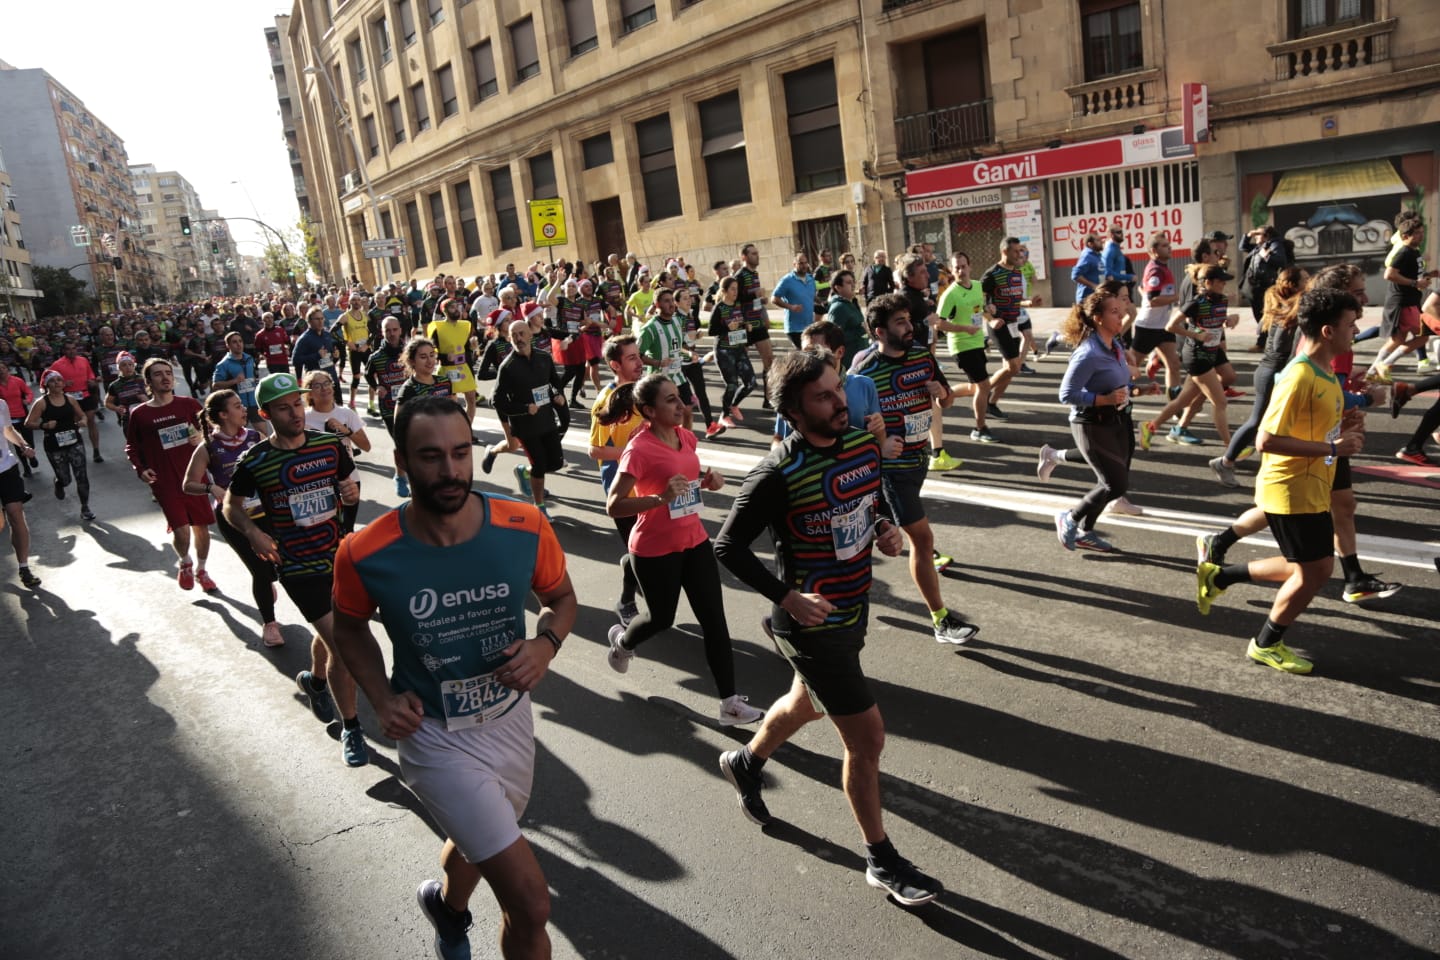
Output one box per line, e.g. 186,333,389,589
212,332,270,437
254,311,292,376
601,373,767,726
636,288,696,432
1194,288,1364,674
182,389,280,647
0,414,40,588
427,298,480,436
124,358,213,588
771,252,817,349
493,320,564,515
589,334,645,627
338,294,374,411
104,352,149,436
27,371,96,521
0,361,37,479
675,286,720,438
366,317,412,495
394,337,458,411
292,307,341,379
223,373,368,766
331,394,576,960
302,369,371,535
1137,265,1237,450
735,243,775,408
47,339,103,463
708,277,756,429
978,238,1033,424
935,251,995,445
1369,214,1435,380
712,349,942,906
851,294,978,643
1131,233,1183,398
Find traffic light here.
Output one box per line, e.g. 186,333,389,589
211,241,220,254
112,257,123,269
179,216,191,235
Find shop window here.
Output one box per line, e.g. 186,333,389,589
1080,0,1143,81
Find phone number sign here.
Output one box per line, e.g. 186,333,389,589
1050,202,1201,265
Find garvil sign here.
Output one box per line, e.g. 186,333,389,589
906,127,1196,199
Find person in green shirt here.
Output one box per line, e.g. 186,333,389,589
935,252,999,444
626,273,656,332
824,269,867,360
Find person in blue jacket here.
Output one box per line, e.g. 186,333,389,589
1071,232,1105,304
772,253,819,347
291,307,342,379
1102,225,1135,288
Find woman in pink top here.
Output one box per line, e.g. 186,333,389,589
604,374,765,726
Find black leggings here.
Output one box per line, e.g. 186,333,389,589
621,542,735,699
1403,396,1440,454
46,442,90,506
215,510,278,624
1224,361,1278,463
787,331,803,348
1068,415,1133,530
613,514,639,605
714,348,755,412
682,361,713,426
559,363,587,403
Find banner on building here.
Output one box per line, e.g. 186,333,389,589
1004,199,1047,280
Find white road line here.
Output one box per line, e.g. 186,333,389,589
475,413,1440,571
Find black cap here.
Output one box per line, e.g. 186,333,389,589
1206,230,1233,242
1201,265,1234,282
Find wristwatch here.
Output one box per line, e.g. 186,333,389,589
540,628,563,654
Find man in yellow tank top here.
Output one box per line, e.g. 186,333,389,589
426,297,478,435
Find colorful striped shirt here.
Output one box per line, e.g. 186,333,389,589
851,345,941,471
228,431,355,578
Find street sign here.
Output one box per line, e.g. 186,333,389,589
527,198,567,247
70,225,90,247
362,238,408,259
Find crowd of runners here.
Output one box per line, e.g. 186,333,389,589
2,217,1436,959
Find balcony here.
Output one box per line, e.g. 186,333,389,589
1267,18,1395,81
1065,68,1160,118
895,100,994,162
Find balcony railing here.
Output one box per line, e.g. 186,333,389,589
1267,18,1395,81
895,100,994,161
1066,68,1160,118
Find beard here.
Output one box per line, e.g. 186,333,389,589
412,475,472,515
804,407,849,439
883,330,913,351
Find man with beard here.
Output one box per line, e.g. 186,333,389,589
224,373,367,766
47,339,103,462
851,294,978,644
494,320,565,515
331,394,576,960
365,316,411,496
713,350,941,907
771,252,818,349
735,242,775,407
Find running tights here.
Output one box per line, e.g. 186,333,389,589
1224,361,1278,463
215,511,278,624
682,362,714,426
622,542,735,698
1068,417,1132,530
1403,396,1440,454
559,363,587,403
613,514,639,605
714,349,756,413
46,443,90,506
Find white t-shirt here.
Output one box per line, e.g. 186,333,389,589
305,405,364,453
0,433,17,474
470,295,499,321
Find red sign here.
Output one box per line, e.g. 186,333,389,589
905,126,1195,199
1183,83,1209,144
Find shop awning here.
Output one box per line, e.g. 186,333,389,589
1268,159,1409,206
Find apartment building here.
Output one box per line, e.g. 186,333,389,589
269,16,319,229
0,61,152,310
1,146,41,323
286,0,1438,304
131,164,212,301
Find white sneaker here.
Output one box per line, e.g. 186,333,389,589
1036,444,1058,481
719,694,765,726
1106,496,1144,516
607,624,633,674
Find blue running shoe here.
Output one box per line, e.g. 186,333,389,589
341,726,370,767
296,670,335,724
417,879,474,960
1055,510,1078,551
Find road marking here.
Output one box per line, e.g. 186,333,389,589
477,413,1440,571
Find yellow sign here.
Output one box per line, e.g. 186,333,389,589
527,198,567,247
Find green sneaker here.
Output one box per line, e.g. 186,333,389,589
1139,422,1154,451
1196,561,1225,615
1246,638,1313,675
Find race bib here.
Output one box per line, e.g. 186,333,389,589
831,495,876,562
353,339,369,352
1202,327,1224,348
267,343,284,355
66,391,85,402
531,385,550,407
447,353,465,365
1006,323,1020,339
319,356,334,368
242,495,262,515
664,358,682,376
54,429,79,447
668,480,702,519
751,297,765,313
447,368,464,382
237,378,255,396
727,329,748,346
157,422,190,450
288,486,336,528
440,672,514,731
389,306,401,314
904,410,931,442
566,320,581,334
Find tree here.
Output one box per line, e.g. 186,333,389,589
299,217,322,277
32,265,95,318
261,239,307,290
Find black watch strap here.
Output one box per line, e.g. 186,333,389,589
540,628,562,654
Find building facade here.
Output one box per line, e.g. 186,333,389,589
269,15,321,258
285,0,1439,302
0,61,151,310
131,164,214,301
1,146,41,323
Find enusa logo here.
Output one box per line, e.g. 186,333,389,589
411,588,439,620
411,583,513,621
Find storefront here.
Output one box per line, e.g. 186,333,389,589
905,126,1200,306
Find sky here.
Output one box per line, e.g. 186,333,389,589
7,0,302,254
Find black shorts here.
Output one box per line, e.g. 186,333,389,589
1185,354,1220,377
266,362,290,376
676,380,694,407
281,573,334,623
1018,316,1033,332
991,323,1022,361
1213,348,1230,368
347,349,370,373
519,430,565,477
1132,327,1176,354
1265,511,1334,564
880,465,926,527
953,347,989,383
0,464,26,505
1333,456,1352,492
774,629,874,717
746,324,770,345
79,393,99,413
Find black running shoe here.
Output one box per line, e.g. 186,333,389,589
865,857,942,906
719,750,771,825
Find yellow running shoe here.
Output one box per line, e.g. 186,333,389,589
1196,561,1226,615
1246,638,1313,674
1139,421,1155,451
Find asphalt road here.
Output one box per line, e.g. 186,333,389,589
3,314,1437,959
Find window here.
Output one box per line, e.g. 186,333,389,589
454,181,481,258
428,191,452,262
783,61,844,193
698,91,750,208
404,199,427,268
362,115,379,158
563,0,598,56
471,41,498,100
581,132,613,168
348,37,366,81
397,0,417,45
529,152,558,199
411,82,431,132
436,65,458,118
620,0,657,33
1290,0,1372,35
380,209,402,275
635,113,682,221
490,167,522,250
427,0,444,27
374,16,393,63
510,17,540,82
162,193,177,201
388,97,406,144
1080,0,1143,81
